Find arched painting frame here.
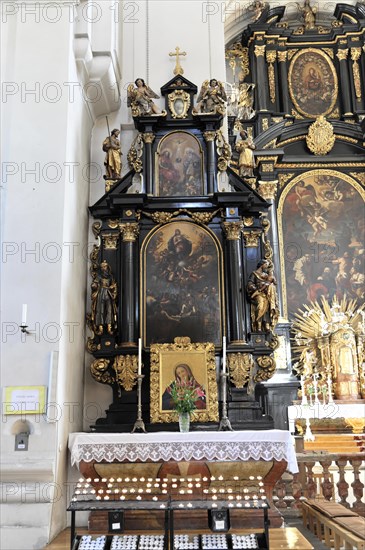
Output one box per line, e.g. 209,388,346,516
155,131,204,196
278,170,365,319
141,221,224,347
288,48,338,118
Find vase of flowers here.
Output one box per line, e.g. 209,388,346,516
167,374,206,433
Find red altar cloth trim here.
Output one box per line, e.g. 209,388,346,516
68,430,298,474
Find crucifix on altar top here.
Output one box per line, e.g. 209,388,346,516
169,46,187,75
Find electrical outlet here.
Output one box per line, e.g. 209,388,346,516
15,433,29,451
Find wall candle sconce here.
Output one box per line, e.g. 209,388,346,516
20,303,30,333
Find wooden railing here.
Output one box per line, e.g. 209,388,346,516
273,452,365,517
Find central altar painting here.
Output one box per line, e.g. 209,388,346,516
142,221,223,347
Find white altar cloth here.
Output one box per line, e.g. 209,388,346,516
68,430,298,474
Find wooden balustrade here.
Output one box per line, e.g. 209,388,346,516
273,452,365,518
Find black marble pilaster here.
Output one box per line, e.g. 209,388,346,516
223,223,245,344
204,131,217,195
278,51,290,115
142,133,155,195
337,48,353,116
120,227,139,345
254,45,269,112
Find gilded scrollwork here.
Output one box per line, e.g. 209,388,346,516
263,238,273,260
225,43,250,81
113,355,138,392
216,130,232,172
168,89,191,119
90,358,114,385
254,355,276,382
350,172,365,185
92,222,102,238
278,173,295,188
261,217,270,235
228,353,254,389
127,133,144,173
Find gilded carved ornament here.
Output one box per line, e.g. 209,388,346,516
336,48,348,61
92,221,102,238
225,43,250,81
228,353,254,389
142,132,155,144
113,355,138,392
243,217,254,227
351,48,362,99
203,131,216,142
266,50,277,104
261,217,270,235
222,221,244,240
216,130,232,172
261,118,270,131
90,358,114,385
120,222,140,242
277,51,287,63
278,173,295,188
102,233,119,250
127,133,144,173
168,89,191,119
140,209,221,227
258,181,277,200
263,239,273,260
350,172,365,185
243,231,261,247
254,45,266,57
306,116,335,156
254,355,276,382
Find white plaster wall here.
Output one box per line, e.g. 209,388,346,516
1,2,94,548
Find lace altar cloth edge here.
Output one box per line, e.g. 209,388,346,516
69,430,298,474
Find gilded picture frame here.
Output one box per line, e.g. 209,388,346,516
149,340,219,423
288,48,338,118
155,131,204,196
277,170,365,319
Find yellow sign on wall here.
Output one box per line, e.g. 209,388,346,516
3,386,47,415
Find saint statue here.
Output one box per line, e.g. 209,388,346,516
103,129,122,179
297,0,317,30
91,260,118,335
247,259,279,332
236,130,256,177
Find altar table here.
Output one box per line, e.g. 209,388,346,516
69,429,298,474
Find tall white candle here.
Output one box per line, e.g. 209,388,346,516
138,338,142,375
222,336,227,373
21,304,27,325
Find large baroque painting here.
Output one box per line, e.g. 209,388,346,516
288,48,338,118
279,171,365,318
142,221,223,347
155,131,203,196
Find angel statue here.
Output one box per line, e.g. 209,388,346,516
127,78,160,117
196,78,227,114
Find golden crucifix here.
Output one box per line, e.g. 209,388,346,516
169,46,187,75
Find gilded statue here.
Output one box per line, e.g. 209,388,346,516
102,128,122,179
127,78,160,116
236,130,256,177
196,79,227,114
237,83,255,120
91,260,118,335
297,0,317,30
247,259,279,332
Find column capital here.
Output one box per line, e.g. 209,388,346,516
203,131,216,142
255,45,266,57
336,48,348,61
142,132,155,144
242,231,261,247
258,180,278,200
222,221,244,240
120,223,140,242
